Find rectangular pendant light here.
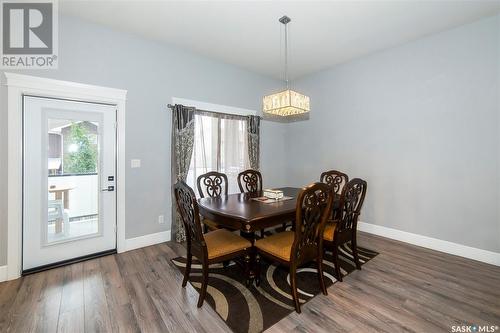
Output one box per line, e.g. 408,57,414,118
262,16,310,117
263,89,310,116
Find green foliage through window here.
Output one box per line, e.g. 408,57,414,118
64,122,98,174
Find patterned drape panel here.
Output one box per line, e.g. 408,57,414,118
247,115,260,170
171,104,195,242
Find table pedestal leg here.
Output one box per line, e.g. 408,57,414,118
255,253,261,286
240,230,257,286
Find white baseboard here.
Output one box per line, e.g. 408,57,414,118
358,222,500,266
0,232,171,282
0,265,7,283
123,230,171,252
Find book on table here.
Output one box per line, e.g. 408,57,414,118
252,189,293,203
263,189,284,199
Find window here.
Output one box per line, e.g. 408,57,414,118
48,120,99,176
186,114,250,195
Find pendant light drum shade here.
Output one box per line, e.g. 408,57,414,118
263,89,310,116
262,16,310,117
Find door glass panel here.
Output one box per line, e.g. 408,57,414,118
24,96,116,271
46,119,100,244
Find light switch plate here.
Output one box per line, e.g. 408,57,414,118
131,159,141,168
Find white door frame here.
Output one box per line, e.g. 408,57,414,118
4,73,127,280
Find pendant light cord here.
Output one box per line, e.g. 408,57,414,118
279,15,292,90
284,20,289,90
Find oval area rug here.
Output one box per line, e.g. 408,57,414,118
172,241,378,333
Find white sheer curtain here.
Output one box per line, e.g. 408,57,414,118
186,113,250,195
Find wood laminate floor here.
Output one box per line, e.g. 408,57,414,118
0,232,499,333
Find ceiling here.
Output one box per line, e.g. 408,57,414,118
60,0,500,80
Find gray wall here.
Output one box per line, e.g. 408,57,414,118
0,80,6,265
1,14,498,267
0,16,287,265
286,15,500,252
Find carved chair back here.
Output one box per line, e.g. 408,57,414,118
291,182,333,265
197,171,228,198
174,181,207,257
320,170,349,219
320,170,349,195
335,178,367,234
237,169,263,193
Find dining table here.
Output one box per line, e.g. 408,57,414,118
198,187,301,283
198,187,300,239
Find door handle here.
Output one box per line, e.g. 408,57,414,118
102,186,115,192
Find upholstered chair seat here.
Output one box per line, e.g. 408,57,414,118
202,218,220,232
174,180,252,308
254,183,333,313
205,229,252,259
255,231,294,261
322,222,337,241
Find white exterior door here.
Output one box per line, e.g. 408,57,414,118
23,96,117,271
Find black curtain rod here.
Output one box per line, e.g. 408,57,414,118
167,103,261,119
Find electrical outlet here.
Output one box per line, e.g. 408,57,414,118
158,215,165,225
131,159,141,168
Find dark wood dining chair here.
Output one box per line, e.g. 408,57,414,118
237,169,289,236
254,182,333,313
197,171,228,233
237,169,262,193
174,181,252,307
237,169,267,237
323,178,367,282
320,170,349,196
320,169,349,221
